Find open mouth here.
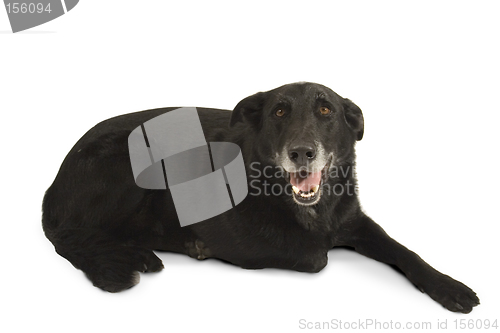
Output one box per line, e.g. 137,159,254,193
288,160,331,206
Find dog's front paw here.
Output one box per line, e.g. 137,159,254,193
421,273,479,313
185,239,212,260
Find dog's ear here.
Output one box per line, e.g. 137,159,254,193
342,98,364,141
230,92,267,127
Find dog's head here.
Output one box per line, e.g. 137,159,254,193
230,82,363,207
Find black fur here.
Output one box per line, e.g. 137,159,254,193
42,82,479,313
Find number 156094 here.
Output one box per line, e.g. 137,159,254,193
6,3,52,14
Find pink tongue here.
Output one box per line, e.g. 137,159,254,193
290,171,322,192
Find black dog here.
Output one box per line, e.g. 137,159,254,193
42,82,479,313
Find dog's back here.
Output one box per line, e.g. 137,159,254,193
42,107,233,291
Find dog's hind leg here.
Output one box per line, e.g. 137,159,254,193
47,228,164,292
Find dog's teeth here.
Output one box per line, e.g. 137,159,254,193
312,185,319,193
292,186,300,194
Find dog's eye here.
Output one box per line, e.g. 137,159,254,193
275,109,286,117
319,107,331,115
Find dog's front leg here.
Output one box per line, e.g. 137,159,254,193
337,214,479,313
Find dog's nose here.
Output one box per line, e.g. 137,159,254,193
289,144,316,166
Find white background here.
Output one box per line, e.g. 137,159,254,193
1,1,499,332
